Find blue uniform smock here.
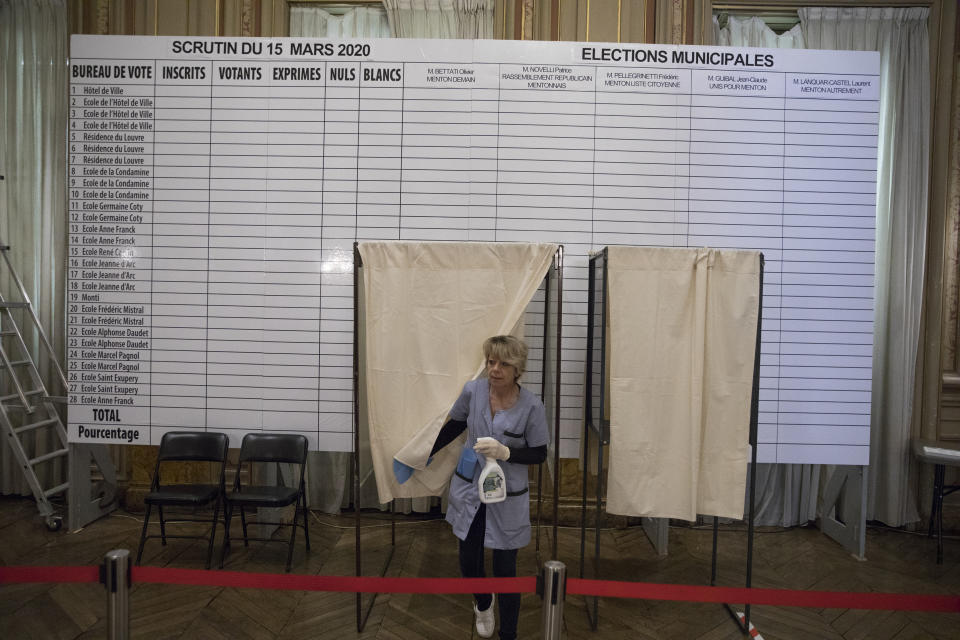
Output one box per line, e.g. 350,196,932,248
444,378,549,550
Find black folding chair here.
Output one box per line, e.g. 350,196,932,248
220,433,310,572
135,431,229,569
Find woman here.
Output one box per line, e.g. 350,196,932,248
430,335,548,640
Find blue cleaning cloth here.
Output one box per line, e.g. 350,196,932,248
393,456,433,484
456,446,478,478
393,459,415,484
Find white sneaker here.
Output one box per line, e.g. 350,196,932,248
474,597,495,638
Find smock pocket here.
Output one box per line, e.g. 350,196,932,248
489,489,532,549
455,446,478,482
501,429,526,448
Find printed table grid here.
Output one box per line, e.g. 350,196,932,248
67,43,879,464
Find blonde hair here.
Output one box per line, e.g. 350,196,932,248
483,335,528,379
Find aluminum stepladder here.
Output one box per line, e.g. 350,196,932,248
0,241,116,531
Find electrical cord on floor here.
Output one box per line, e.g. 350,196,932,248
867,520,960,540
310,510,446,530
681,523,797,534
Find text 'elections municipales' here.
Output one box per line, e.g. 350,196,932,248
582,47,775,68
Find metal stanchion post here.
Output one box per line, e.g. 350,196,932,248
540,560,566,640
101,549,130,640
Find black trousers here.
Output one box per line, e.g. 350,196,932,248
458,503,520,640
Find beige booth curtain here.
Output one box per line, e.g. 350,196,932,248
359,241,556,504
605,247,760,521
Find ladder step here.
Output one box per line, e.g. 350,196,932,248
43,481,69,498
41,395,67,404
0,302,30,309
0,389,44,403
29,448,68,465
0,329,18,337
15,418,59,434
9,359,33,367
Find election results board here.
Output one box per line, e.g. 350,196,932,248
67,36,879,465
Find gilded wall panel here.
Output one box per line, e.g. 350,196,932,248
945,59,960,371
498,0,515,40
221,0,243,35
653,0,672,44
194,0,219,35
547,0,652,43
154,0,188,35
130,0,153,35
557,0,577,40
619,0,652,43
575,0,587,40
107,0,130,34
531,0,551,40
259,0,286,37
585,0,620,43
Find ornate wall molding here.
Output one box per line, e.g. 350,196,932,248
241,0,256,36
672,0,682,43
521,0,534,39
95,0,110,34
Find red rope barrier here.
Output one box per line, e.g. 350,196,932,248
133,567,535,594
565,578,960,613
0,566,99,584
3,564,958,613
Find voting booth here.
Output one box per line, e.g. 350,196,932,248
580,246,764,630
352,241,563,630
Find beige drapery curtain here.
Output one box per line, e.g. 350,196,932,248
712,8,930,528
289,4,392,38
382,0,495,39
359,242,556,503
287,4,394,513
712,13,819,528
799,7,930,527
0,0,68,495
605,247,760,521
714,14,806,48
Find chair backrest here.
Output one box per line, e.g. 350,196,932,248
157,431,229,463
238,433,308,465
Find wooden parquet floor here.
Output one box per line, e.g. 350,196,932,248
2,495,960,639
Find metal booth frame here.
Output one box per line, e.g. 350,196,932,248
580,247,764,633
352,242,564,632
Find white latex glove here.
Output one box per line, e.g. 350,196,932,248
474,436,510,461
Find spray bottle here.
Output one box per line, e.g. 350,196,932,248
475,436,507,504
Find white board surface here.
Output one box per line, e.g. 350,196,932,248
67,35,879,464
